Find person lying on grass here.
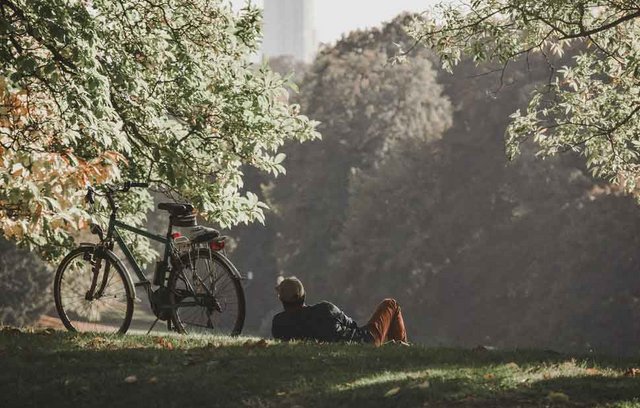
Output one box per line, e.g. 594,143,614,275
271,276,407,346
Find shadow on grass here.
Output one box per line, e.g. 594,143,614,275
323,374,640,408
1,332,639,408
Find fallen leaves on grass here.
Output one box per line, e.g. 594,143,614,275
124,375,138,384
472,345,497,352
0,326,22,335
154,336,175,350
243,339,269,349
384,387,401,397
585,368,600,376
547,391,570,403
483,373,495,380
415,380,430,389
624,368,640,377
505,362,519,370
126,342,145,349
86,337,107,349
241,397,270,407
148,377,158,384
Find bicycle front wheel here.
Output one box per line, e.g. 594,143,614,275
168,248,245,336
54,246,134,334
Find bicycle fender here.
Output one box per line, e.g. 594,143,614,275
79,243,137,299
211,251,243,280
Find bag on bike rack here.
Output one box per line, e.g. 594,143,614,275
170,213,197,227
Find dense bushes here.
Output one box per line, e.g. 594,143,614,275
0,238,53,326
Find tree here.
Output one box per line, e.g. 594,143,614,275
0,0,318,260
0,237,52,326
408,1,640,194
268,16,452,302
331,49,640,354
229,56,311,335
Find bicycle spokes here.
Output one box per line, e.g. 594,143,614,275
55,248,132,333
170,249,244,335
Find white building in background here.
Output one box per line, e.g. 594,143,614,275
262,0,317,63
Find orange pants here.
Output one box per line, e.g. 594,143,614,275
365,298,407,347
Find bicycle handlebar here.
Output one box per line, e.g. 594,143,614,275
119,181,149,192
128,182,149,189
85,181,149,208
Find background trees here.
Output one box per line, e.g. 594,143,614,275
230,16,640,355
0,237,51,326
267,17,452,304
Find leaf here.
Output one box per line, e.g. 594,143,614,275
274,152,286,164
0,326,22,335
624,368,640,377
124,375,138,384
547,391,570,403
243,339,269,349
154,337,174,350
384,387,400,397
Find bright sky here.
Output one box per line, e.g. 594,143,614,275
231,0,446,44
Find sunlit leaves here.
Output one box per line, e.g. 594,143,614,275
409,1,640,194
0,0,319,260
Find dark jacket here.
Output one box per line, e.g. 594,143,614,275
271,301,373,343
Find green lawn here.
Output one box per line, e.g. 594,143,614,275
2,327,640,407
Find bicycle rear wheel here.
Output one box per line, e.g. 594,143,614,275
54,246,134,334
168,248,245,336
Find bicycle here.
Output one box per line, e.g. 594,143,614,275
53,181,246,336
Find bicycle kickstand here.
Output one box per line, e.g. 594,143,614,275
146,317,160,335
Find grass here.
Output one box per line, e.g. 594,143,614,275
2,327,640,407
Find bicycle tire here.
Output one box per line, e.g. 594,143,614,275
168,247,245,336
54,246,134,334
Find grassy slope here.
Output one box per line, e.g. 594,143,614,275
1,328,640,408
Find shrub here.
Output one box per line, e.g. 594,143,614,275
0,238,53,326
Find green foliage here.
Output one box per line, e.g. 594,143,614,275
267,16,452,297
0,238,52,326
0,0,319,261
408,1,640,193
330,50,640,354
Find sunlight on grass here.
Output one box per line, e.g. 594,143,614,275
3,330,640,407
66,331,266,350
333,369,442,392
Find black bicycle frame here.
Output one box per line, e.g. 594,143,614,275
107,217,169,285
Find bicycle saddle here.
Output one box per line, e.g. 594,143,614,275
158,202,194,216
